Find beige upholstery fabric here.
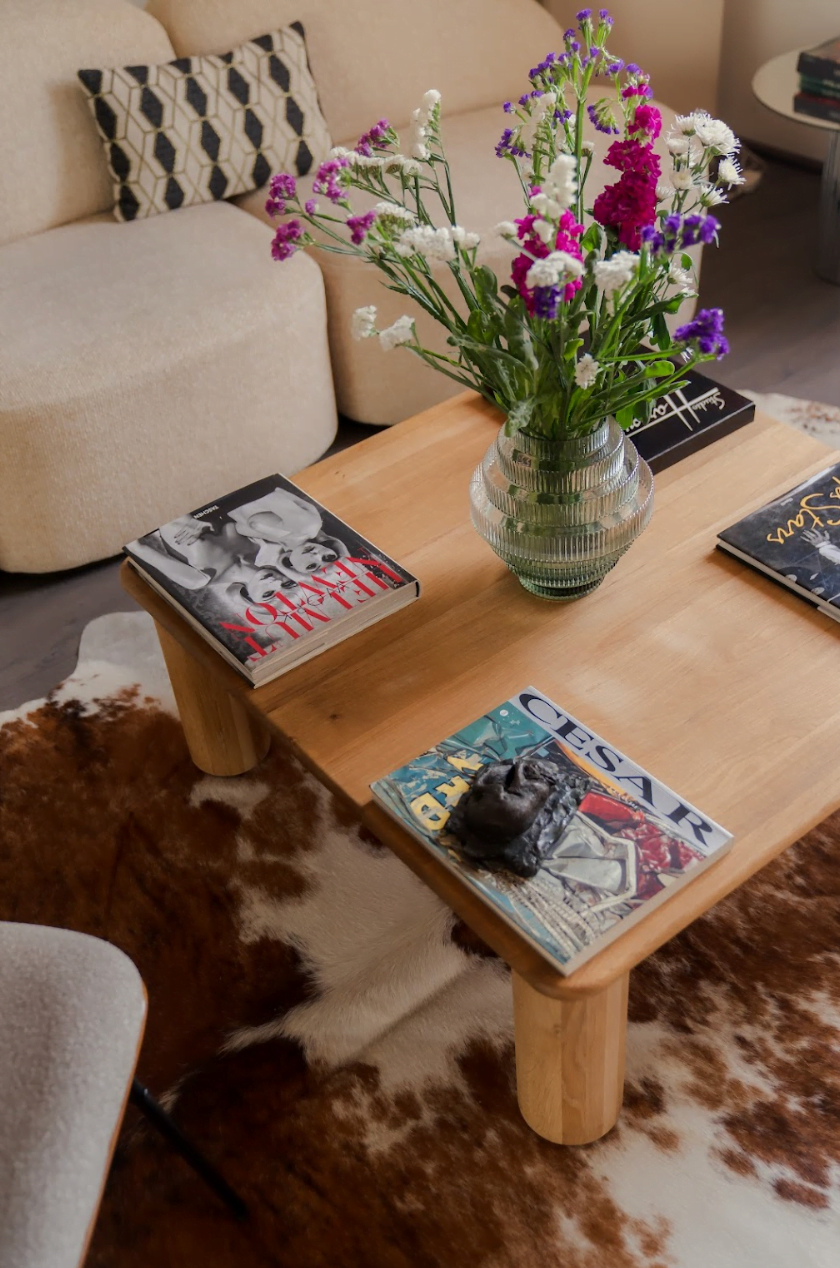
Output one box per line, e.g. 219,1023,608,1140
238,99,702,425
0,923,146,1268
0,0,175,248
146,0,561,142
0,202,337,572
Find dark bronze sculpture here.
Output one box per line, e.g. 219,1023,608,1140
447,756,590,878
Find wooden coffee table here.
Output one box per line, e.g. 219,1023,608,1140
122,392,840,1146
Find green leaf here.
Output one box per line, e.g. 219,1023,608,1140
500,285,518,300
616,405,635,431
681,253,693,272
505,397,535,435
651,313,671,351
581,223,602,253
644,360,675,377
474,265,500,309
467,309,486,340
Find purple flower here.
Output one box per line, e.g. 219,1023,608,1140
346,210,377,245
563,28,576,40
533,285,562,320
270,219,304,261
588,102,619,134
264,171,297,218
355,118,390,156
304,199,318,215
518,93,531,106
599,8,613,20
503,101,513,113
626,62,642,74
642,212,720,256
496,127,515,157
568,39,581,51
674,307,729,358
576,7,592,18
606,59,624,74
312,156,349,203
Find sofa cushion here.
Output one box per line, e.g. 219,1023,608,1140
145,0,561,144
77,24,331,222
0,0,176,248
0,203,337,572
237,98,702,426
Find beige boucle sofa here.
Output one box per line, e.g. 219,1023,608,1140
0,0,337,573
0,0,701,572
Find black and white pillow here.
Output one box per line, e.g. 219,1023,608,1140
78,24,331,222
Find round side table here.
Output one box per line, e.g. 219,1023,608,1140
752,48,840,284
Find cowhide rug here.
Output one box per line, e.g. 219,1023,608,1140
1,396,840,1268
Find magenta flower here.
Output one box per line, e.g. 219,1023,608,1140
346,210,377,245
264,171,297,218
631,103,662,139
593,138,660,249
304,199,318,215
511,210,584,315
270,219,304,261
355,118,390,157
312,156,350,204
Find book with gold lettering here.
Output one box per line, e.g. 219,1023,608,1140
717,460,840,621
124,474,419,686
371,689,732,975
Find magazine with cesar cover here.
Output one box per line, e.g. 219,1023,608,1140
716,460,840,622
125,474,420,685
371,688,732,975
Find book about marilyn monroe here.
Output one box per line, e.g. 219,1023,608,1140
124,474,419,686
371,689,732,975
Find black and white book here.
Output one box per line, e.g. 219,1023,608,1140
125,474,420,685
716,460,840,622
626,367,754,471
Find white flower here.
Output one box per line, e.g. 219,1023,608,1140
580,140,595,157
666,136,690,156
450,225,480,249
374,201,416,227
421,88,441,111
410,142,429,160
379,315,415,351
718,157,745,186
692,111,738,156
531,192,562,219
328,145,351,159
574,354,600,389
699,184,726,206
400,158,422,176
669,168,694,191
593,251,639,296
525,251,584,288
395,225,456,262
350,153,385,170
533,218,555,245
673,113,697,136
667,264,695,296
351,305,377,340
656,180,675,202
495,221,519,239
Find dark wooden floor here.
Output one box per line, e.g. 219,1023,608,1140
2,155,839,712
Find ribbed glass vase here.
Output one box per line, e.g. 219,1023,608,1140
469,418,654,600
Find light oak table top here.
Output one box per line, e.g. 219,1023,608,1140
123,393,840,1000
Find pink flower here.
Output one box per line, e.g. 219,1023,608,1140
511,210,584,313
270,219,304,261
594,138,660,249
346,210,377,245
631,104,662,140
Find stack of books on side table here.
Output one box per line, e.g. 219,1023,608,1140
795,36,840,123
124,474,420,686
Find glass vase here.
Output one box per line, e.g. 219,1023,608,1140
469,418,654,600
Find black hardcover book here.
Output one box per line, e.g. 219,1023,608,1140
793,91,840,125
797,36,840,86
625,367,755,472
125,474,420,685
716,461,840,622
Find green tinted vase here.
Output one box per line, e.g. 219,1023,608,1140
469,418,654,600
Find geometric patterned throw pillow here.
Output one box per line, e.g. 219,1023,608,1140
77,24,331,222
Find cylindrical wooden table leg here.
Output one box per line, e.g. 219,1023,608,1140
512,969,629,1146
155,622,271,776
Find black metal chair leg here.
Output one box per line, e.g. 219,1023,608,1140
129,1078,249,1220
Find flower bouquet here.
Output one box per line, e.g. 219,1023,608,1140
266,7,742,598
